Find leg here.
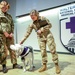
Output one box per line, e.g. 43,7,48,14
21,57,26,71
23,60,26,72
6,38,23,69
29,58,33,71
0,38,8,73
30,47,35,68
0,52,8,73
38,39,47,72
47,33,61,74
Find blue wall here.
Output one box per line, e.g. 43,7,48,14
16,0,75,16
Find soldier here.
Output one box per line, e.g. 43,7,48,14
0,1,22,73
20,9,61,74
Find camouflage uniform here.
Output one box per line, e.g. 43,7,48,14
21,16,58,64
0,10,17,65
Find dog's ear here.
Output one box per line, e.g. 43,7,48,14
10,45,16,51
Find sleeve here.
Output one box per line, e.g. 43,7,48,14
20,24,33,44
9,14,14,33
11,19,14,33
0,17,8,33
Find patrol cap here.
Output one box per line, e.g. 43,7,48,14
30,9,39,17
0,1,10,9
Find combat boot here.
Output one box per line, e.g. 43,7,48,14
13,63,23,69
2,64,8,73
38,63,47,72
55,63,61,74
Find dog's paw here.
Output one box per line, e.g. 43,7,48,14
23,69,26,72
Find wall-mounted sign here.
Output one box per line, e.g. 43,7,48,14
59,3,75,54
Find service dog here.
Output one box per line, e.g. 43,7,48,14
10,44,35,71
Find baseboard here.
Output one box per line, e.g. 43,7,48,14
34,50,73,55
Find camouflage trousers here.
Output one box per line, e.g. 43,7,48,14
0,49,7,65
0,35,17,65
38,33,58,64
6,37,17,64
0,35,7,65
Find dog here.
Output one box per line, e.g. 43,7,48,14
10,44,35,71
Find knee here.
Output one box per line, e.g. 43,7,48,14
52,54,58,62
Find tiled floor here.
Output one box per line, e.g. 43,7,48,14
0,51,75,75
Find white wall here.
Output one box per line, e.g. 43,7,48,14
15,7,69,53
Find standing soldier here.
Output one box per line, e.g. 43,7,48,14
0,1,22,73
20,9,61,74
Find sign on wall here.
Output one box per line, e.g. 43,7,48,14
59,3,75,54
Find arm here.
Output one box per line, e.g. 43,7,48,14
20,24,33,44
8,15,14,38
10,17,14,33
0,17,10,38
0,17,9,55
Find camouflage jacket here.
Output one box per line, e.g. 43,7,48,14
21,16,52,44
0,9,14,34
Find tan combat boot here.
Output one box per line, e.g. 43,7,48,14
55,63,61,74
38,63,47,72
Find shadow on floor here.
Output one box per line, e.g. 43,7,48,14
0,60,71,72
33,60,71,71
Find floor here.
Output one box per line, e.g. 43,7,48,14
0,51,75,75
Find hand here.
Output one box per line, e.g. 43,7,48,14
9,33,13,38
37,30,42,35
3,32,9,38
20,41,23,44
37,27,44,35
